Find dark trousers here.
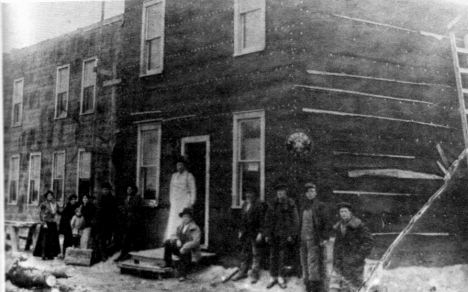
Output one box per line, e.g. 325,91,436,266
239,237,261,277
73,235,81,248
96,226,114,262
120,222,138,257
269,236,291,278
62,229,74,256
164,239,191,277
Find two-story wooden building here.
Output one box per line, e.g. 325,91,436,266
112,0,467,259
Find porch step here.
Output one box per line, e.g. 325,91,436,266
118,259,174,279
129,248,217,266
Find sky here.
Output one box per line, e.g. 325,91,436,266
2,0,125,53
1,0,468,53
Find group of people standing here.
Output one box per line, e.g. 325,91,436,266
32,182,142,264
232,182,374,292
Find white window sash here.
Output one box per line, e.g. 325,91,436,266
80,57,97,114
12,78,24,126
55,65,70,118
137,123,162,204
27,153,41,205
8,155,20,205
234,0,266,56
140,0,165,76
52,151,66,203
232,111,265,208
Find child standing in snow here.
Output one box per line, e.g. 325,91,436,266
70,207,86,248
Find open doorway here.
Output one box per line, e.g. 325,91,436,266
181,135,210,249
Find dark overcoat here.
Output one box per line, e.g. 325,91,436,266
239,199,267,240
264,197,300,239
332,216,374,285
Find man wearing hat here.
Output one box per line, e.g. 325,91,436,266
94,182,118,262
264,182,300,289
329,202,374,292
232,187,267,284
163,207,201,282
300,182,332,292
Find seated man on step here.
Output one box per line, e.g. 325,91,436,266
163,208,202,282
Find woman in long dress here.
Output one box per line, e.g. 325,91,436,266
33,190,62,260
165,158,196,239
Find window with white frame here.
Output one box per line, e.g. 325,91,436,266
234,0,266,56
28,153,41,205
137,123,162,202
232,111,265,208
77,150,92,198
81,58,96,114
140,0,165,76
56,65,70,118
52,151,66,202
12,78,24,127
8,155,20,204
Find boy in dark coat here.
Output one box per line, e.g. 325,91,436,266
329,202,374,292
58,194,79,257
94,182,118,262
264,183,300,289
300,182,332,292
232,187,267,284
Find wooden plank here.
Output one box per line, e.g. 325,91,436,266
372,232,449,236
64,248,93,266
436,143,450,167
348,169,443,180
306,69,451,88
295,84,433,105
456,47,468,54
302,108,451,129
333,151,415,159
119,260,173,274
437,161,448,174
459,67,468,74
103,78,121,87
333,190,415,197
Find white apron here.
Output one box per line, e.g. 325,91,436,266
165,171,196,239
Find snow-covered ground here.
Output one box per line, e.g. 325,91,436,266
5,251,468,292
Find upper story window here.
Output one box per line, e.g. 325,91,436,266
12,78,24,127
56,65,70,119
28,152,41,205
8,155,20,205
234,0,266,56
52,151,66,203
81,58,97,114
232,111,265,208
137,123,162,204
140,0,165,76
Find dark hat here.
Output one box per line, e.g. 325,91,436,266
175,156,188,165
43,190,55,199
243,186,257,194
83,194,95,200
274,183,288,190
179,207,194,218
68,194,78,201
101,182,113,190
128,184,139,192
337,202,353,211
304,182,316,189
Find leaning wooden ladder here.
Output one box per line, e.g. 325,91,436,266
448,16,468,152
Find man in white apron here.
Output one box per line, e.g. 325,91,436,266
165,157,196,240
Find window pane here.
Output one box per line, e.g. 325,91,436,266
14,80,23,102
141,129,158,165
141,166,157,199
10,181,17,202
238,162,260,202
79,152,91,179
29,180,39,203
239,0,261,12
146,2,163,40
10,157,19,180
58,67,68,92
83,86,94,112
53,179,63,201
146,38,161,71
242,9,262,49
31,155,40,179
13,103,21,124
78,179,91,198
54,153,65,179
84,60,96,86
240,119,260,160
57,92,67,115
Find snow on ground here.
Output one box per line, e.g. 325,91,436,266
6,251,468,292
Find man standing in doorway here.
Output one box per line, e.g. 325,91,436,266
165,157,196,240
300,182,332,292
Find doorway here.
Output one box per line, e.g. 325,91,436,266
181,135,210,249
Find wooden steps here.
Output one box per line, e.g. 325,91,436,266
118,248,217,278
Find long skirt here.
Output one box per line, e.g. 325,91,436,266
165,192,191,239
33,222,61,259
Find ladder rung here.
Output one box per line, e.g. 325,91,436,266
457,47,468,54
459,67,468,74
